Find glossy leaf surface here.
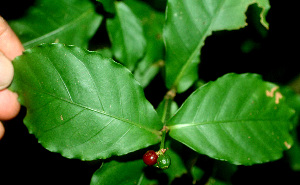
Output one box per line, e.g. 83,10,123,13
9,0,102,49
125,0,165,88
163,0,270,93
106,2,146,71
91,159,162,185
90,160,145,185
168,73,295,165
10,44,162,160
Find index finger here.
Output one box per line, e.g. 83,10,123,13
0,16,24,60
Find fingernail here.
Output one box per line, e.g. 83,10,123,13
0,51,14,90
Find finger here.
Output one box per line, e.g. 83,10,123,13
0,121,4,140
0,16,24,60
0,51,14,90
0,89,21,120
0,16,23,121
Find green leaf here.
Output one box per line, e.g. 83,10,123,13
163,0,270,93
287,140,300,171
96,47,113,58
191,165,205,184
106,1,146,71
206,178,230,185
134,60,162,88
10,43,162,160
9,0,102,49
167,73,295,165
96,0,116,14
90,160,145,185
124,0,165,87
91,159,159,185
281,86,300,120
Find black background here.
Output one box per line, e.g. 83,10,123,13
0,0,299,184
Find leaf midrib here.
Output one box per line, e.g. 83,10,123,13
23,8,95,48
23,85,162,136
170,0,226,88
168,119,289,130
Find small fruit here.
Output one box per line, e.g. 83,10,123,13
157,153,171,169
143,150,158,166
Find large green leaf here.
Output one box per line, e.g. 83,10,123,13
90,160,145,185
91,159,161,185
9,0,102,49
167,73,295,165
10,43,162,160
124,0,165,88
106,1,146,71
163,0,270,93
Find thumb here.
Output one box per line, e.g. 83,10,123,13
0,121,4,140
0,51,14,90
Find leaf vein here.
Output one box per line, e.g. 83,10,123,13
24,86,160,135
69,51,105,111
169,119,291,130
42,109,85,134
47,57,73,101
23,9,94,48
171,0,226,88
66,118,115,150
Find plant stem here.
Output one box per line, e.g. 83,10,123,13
159,87,176,150
160,130,166,150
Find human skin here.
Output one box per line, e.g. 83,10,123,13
0,16,24,139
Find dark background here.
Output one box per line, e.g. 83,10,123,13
1,0,299,184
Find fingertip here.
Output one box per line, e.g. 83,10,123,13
0,16,24,60
0,89,21,120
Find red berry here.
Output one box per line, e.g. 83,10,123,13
143,150,158,166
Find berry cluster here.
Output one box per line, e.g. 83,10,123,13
143,149,171,169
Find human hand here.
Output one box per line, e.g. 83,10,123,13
0,16,24,139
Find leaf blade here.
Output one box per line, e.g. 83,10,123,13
11,44,162,160
9,0,102,49
124,0,165,87
90,160,145,185
168,73,295,165
106,2,146,71
163,0,270,93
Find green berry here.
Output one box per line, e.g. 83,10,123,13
157,153,171,169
